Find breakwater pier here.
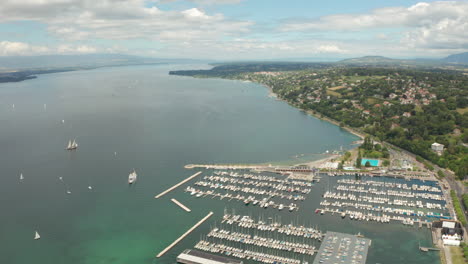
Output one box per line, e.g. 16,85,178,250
155,171,202,199
156,211,213,258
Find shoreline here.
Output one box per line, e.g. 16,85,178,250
262,82,365,140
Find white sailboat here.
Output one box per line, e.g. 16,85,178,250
66,139,78,150
128,169,137,184
34,231,40,240
20,173,24,181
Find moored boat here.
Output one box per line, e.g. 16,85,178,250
128,169,137,184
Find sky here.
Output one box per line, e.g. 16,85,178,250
0,0,467,60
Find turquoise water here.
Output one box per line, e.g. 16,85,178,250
361,158,380,166
0,64,439,264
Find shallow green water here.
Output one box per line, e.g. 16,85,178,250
0,64,438,264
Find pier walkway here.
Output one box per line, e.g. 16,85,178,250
155,171,202,199
171,198,191,212
419,246,440,252
185,164,315,174
156,212,213,258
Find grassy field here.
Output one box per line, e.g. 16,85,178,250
456,107,468,114
328,85,345,91
449,246,465,264
367,97,378,104
326,90,342,97
342,75,386,82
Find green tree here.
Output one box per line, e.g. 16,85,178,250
356,152,362,168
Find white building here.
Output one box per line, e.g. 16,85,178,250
441,221,463,246
431,142,444,155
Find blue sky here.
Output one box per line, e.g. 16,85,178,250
0,0,466,59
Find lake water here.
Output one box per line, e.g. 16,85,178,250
0,64,438,264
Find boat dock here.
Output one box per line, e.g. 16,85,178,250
185,164,267,170
171,198,191,212
185,164,316,175
156,211,213,258
155,171,202,199
419,246,440,252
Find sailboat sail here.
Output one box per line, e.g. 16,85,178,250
20,173,24,181
34,231,40,240
66,139,78,150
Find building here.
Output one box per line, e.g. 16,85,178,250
431,142,444,155
177,249,243,264
433,221,464,246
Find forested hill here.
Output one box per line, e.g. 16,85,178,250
169,62,332,77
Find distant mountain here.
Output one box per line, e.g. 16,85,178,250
441,52,468,64
0,54,204,71
338,56,401,65
339,53,468,66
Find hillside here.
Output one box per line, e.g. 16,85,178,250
339,56,402,65
441,52,468,64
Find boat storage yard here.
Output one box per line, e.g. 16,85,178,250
313,231,371,264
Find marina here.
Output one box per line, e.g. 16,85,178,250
194,241,304,264
220,213,323,240
186,212,325,264
183,170,314,211
315,175,451,226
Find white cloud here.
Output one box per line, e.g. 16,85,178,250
48,27,90,41
317,45,345,53
280,1,468,51
0,1,466,58
161,0,244,5
57,44,98,54
0,41,99,56
0,41,50,56
281,1,467,31
0,0,252,43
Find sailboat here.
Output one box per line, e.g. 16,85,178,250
66,139,78,150
34,231,41,240
128,169,137,184
20,173,24,181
